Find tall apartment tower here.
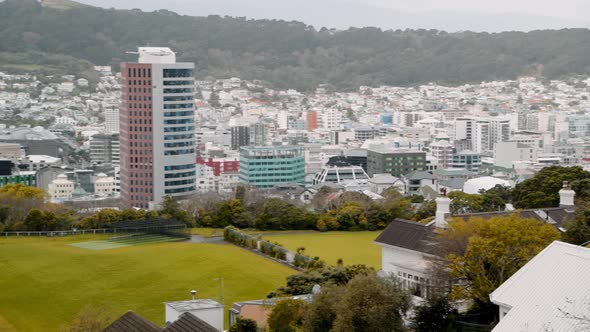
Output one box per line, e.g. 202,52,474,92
120,47,196,209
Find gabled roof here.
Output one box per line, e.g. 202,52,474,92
405,171,435,181
490,241,590,332
374,219,437,254
103,311,161,332
165,313,218,332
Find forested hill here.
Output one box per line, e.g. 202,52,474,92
2,0,590,91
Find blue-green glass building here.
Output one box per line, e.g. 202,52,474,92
239,145,305,188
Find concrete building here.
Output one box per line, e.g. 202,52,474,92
119,47,196,209
430,137,454,169
249,122,268,146
230,126,250,151
494,141,537,169
94,173,115,195
48,174,75,200
104,105,120,133
0,143,22,161
90,133,120,165
451,151,481,172
239,145,305,188
367,147,427,177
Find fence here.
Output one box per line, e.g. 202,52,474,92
1,224,187,237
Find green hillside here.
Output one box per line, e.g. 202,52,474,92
2,0,590,90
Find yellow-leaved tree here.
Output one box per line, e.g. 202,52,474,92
440,214,560,303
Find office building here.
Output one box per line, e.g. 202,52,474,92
231,126,250,150
367,147,427,177
451,151,482,172
249,122,268,146
120,47,196,209
239,145,305,188
90,133,120,165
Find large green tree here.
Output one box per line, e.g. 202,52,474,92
512,166,590,209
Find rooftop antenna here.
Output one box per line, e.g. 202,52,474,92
190,290,197,301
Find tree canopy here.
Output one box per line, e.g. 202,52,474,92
4,0,590,91
512,166,590,209
442,215,560,304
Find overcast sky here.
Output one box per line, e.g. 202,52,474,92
76,0,590,32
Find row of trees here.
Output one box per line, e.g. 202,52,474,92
192,187,413,232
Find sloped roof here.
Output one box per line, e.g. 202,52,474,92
490,241,590,332
103,311,161,332
374,219,437,254
165,313,218,332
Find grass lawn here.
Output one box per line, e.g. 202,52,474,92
0,235,294,331
262,231,382,268
190,227,223,237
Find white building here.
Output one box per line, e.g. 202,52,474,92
494,141,537,169
490,241,590,332
104,105,119,133
164,299,224,331
48,174,75,200
94,173,115,195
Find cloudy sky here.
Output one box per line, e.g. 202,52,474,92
76,0,590,32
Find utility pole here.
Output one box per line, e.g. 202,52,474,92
215,277,224,306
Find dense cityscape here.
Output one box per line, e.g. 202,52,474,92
1,1,590,332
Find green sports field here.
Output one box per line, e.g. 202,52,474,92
261,231,382,268
0,235,294,331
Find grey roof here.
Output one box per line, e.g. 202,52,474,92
439,178,466,189
104,311,161,332
374,218,437,254
166,313,217,332
405,171,435,181
369,173,400,184
165,299,223,312
433,169,477,177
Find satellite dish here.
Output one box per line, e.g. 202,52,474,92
311,284,321,295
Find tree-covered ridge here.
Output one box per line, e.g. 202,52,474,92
2,0,590,91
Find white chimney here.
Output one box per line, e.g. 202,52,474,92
435,196,451,228
559,181,575,208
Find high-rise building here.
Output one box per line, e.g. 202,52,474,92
90,133,120,165
430,136,454,169
120,47,196,209
456,117,510,154
239,145,305,188
104,104,120,133
306,111,318,130
249,122,268,146
231,126,250,150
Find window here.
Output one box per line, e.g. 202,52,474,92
163,80,193,86
163,68,193,78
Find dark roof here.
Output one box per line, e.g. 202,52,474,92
374,218,437,254
103,311,161,332
454,210,544,222
453,207,574,230
165,313,218,332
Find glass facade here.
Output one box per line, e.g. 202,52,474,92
239,146,305,188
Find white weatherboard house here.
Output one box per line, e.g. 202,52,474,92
490,241,590,332
165,299,224,331
374,185,576,301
